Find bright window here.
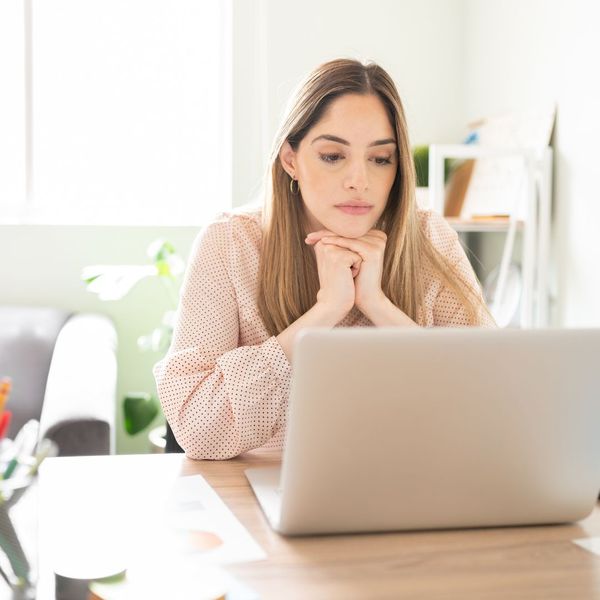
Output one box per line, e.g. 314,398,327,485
2,0,231,225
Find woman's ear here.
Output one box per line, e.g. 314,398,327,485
279,141,297,178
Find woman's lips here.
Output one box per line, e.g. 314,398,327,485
335,205,373,215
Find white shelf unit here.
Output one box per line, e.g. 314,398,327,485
428,144,553,328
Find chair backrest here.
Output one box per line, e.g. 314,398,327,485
165,421,184,453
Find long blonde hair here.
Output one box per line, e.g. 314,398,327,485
257,59,489,335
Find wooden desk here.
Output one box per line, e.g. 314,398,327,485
37,452,600,599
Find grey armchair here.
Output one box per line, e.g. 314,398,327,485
0,306,116,455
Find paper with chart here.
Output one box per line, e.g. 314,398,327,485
162,474,266,565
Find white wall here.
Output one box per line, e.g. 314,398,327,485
233,0,468,207
464,0,600,326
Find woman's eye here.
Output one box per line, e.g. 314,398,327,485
319,153,343,164
318,153,393,165
373,156,393,165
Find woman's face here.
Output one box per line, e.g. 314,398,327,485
280,93,398,238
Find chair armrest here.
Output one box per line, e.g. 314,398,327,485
39,313,117,455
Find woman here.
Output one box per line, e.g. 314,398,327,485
154,58,495,460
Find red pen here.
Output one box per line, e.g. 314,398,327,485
0,410,12,440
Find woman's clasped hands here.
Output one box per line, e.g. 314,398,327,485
305,229,388,322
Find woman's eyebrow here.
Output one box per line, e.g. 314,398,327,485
311,134,396,147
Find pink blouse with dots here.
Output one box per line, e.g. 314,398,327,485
153,208,495,460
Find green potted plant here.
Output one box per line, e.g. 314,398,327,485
412,145,465,212
81,239,184,450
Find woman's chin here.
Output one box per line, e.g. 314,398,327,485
328,220,376,239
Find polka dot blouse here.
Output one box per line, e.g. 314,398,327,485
153,207,496,460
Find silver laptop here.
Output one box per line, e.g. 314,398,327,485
245,328,600,535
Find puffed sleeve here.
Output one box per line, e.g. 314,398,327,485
426,211,497,328
153,219,291,459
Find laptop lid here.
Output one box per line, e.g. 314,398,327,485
275,328,600,535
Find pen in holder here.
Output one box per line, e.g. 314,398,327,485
0,436,58,600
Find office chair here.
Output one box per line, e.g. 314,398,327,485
165,421,184,453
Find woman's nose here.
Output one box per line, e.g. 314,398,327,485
343,159,369,192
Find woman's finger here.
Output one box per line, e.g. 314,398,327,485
319,236,375,257
305,230,336,245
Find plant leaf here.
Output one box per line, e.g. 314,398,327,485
147,239,175,262
81,265,157,300
82,274,102,285
123,392,160,435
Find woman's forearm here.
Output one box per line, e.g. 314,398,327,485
276,302,347,361
360,295,420,328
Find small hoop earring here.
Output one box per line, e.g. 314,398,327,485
289,177,299,195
